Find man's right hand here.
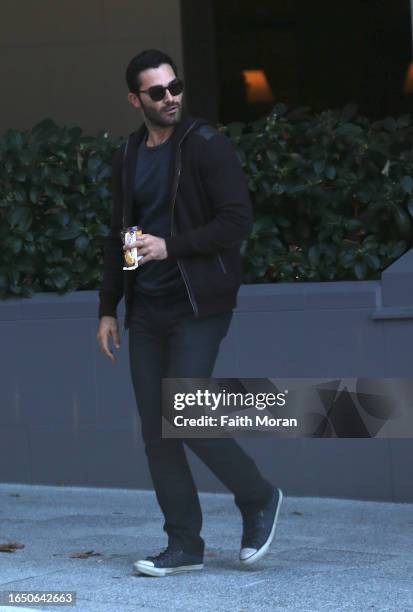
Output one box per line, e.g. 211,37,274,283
97,316,121,364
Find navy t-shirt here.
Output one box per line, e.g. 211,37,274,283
133,133,188,297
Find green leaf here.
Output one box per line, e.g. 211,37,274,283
388,241,407,260
74,235,89,253
30,187,39,204
401,176,413,194
24,243,35,255
52,170,70,187
354,261,367,279
226,122,245,138
345,219,363,231
381,117,397,132
335,123,363,137
276,217,291,228
20,150,34,165
289,184,306,194
10,132,24,149
53,193,65,206
248,161,258,174
77,152,83,170
364,254,381,269
14,189,26,204
54,222,82,240
313,160,326,175
339,251,355,266
308,245,320,265
56,210,70,226
9,269,20,285
273,183,286,195
9,206,33,231
49,268,70,289
87,156,102,172
11,237,23,254
407,198,413,218
14,170,26,182
392,205,412,237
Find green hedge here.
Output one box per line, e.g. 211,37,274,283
1,106,413,298
221,103,413,283
0,119,117,297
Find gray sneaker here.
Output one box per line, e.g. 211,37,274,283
133,545,204,577
239,487,283,566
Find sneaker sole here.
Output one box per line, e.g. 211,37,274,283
133,561,204,577
239,487,283,566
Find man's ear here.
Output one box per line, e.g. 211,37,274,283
127,92,141,110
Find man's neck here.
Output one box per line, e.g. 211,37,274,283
145,125,176,147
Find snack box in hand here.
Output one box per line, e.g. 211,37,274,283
120,225,143,271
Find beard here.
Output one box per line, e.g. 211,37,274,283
139,98,183,128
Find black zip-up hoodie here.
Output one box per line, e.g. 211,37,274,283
98,112,253,331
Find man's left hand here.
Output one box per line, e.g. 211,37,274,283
123,233,168,265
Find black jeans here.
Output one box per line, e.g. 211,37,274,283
128,289,273,556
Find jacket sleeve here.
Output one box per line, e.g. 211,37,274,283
164,131,253,258
98,145,125,319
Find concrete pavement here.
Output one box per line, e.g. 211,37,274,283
0,483,412,611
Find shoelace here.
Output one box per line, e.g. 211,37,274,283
147,546,181,563
242,509,265,546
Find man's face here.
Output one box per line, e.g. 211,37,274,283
129,63,184,128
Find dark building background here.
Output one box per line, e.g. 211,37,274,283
1,2,410,137
0,0,184,139
181,0,412,124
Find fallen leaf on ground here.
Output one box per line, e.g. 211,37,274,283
205,550,219,557
290,511,303,516
69,550,102,559
0,541,25,552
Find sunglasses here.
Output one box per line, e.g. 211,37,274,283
138,78,184,102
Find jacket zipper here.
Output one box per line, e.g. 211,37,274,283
121,136,131,330
121,136,130,229
217,252,227,274
171,121,199,317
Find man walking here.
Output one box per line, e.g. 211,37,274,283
96,49,283,577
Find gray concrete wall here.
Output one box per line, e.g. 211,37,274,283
0,0,183,138
1,250,413,502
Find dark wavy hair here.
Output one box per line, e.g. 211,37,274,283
126,49,178,94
